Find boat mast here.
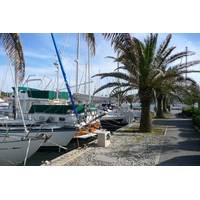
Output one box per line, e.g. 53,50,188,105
51,33,79,120
14,65,19,120
84,64,87,95
75,33,80,93
54,61,59,99
117,52,120,107
185,46,188,80
88,44,91,103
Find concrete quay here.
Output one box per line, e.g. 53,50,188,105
41,110,200,166
41,120,167,166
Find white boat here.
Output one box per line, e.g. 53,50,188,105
0,133,48,166
0,119,79,147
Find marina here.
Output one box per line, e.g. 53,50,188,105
1,6,200,200
0,33,199,167
17,137,97,166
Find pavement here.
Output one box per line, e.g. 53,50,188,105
41,109,200,166
157,110,200,166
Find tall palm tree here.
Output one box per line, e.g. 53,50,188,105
92,33,200,132
0,33,25,84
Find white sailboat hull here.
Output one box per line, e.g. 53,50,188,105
0,136,46,166
1,129,77,147
0,120,78,147
33,129,77,147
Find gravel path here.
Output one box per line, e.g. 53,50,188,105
42,117,169,166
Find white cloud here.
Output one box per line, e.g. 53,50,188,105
24,50,53,59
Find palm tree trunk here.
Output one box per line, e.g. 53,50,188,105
156,94,164,118
198,101,200,109
163,96,167,112
139,98,152,132
139,88,153,132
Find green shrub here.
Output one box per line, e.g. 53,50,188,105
183,107,200,129
182,107,194,117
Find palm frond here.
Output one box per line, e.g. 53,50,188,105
102,33,132,52
156,34,172,57
93,82,121,95
144,33,158,66
84,33,96,56
165,50,195,65
0,33,25,84
92,71,131,82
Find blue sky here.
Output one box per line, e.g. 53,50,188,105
0,33,200,95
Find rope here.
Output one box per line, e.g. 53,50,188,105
24,138,31,166
46,140,68,150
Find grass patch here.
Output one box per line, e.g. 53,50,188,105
152,116,170,119
123,127,165,135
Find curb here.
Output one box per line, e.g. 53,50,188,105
154,125,168,166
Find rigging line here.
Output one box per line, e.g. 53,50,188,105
1,68,8,92
61,33,69,58
61,54,76,67
78,66,86,92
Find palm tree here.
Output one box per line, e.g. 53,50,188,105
92,33,200,132
126,94,135,109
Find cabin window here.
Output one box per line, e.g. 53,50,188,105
59,117,65,121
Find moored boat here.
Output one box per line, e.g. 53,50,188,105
0,119,78,147
0,133,48,166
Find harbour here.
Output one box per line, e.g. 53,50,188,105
0,33,197,167
17,136,97,166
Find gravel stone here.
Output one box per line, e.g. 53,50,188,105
42,118,168,166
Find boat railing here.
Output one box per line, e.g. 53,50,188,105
22,75,52,90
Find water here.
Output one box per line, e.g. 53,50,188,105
18,136,97,166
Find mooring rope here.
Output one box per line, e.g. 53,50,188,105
24,138,31,166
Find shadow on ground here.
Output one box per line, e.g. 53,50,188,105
157,155,200,166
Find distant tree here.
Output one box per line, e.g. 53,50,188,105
126,95,134,109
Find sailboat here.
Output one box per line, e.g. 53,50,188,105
0,133,49,166
0,34,101,147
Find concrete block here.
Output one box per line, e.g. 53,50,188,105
96,130,111,147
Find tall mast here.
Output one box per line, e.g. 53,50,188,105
51,33,79,120
14,65,19,120
117,52,120,107
75,33,80,93
88,44,91,103
84,64,87,95
54,61,59,99
185,46,188,80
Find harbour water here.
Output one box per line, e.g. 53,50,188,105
18,136,97,166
